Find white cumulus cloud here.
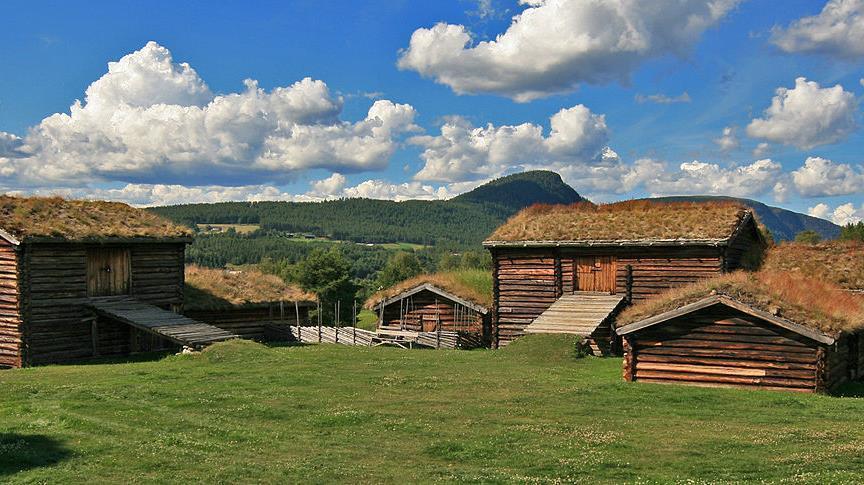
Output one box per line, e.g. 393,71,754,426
808,202,864,225
746,77,857,149
647,158,786,198
791,156,864,197
411,104,608,182
714,126,739,152
772,0,864,59
398,0,739,101
1,42,418,188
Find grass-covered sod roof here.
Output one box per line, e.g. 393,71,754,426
0,195,191,242
185,265,315,310
762,241,864,290
617,271,864,336
485,200,751,245
365,269,492,310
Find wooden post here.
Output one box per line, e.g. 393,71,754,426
294,301,300,341
90,317,99,357
554,250,562,298
352,301,357,346
625,264,633,303
491,249,500,349
815,346,827,393
318,298,322,343
622,337,635,382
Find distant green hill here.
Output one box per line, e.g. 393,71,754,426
149,171,584,247
149,171,838,247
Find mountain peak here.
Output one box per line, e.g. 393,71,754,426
452,171,583,211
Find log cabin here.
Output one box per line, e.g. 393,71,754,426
483,201,766,351
183,265,315,341
615,271,864,393
367,273,491,348
0,196,235,368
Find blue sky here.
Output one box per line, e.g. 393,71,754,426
0,0,863,224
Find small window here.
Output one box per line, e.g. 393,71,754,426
87,248,131,297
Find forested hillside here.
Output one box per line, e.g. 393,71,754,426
149,171,583,247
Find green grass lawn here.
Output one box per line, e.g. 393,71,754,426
355,309,378,331
2,336,864,483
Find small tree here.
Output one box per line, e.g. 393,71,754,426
461,250,492,270
794,230,822,244
437,252,462,272
839,222,864,242
377,251,423,288
292,248,357,323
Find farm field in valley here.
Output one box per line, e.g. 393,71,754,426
2,336,864,483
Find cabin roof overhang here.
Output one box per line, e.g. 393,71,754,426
615,295,838,345
0,235,194,246
374,283,489,315
482,238,731,249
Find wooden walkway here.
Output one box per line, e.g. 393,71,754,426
524,292,625,337
88,296,237,349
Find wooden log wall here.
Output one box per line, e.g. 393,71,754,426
614,248,724,302
22,242,186,366
624,307,823,392
379,289,485,334
492,247,726,347
493,253,558,347
185,305,311,341
0,241,22,367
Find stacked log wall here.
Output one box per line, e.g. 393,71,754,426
613,248,724,302
130,244,185,307
0,241,22,367
492,247,725,347
625,306,821,392
379,289,485,334
23,242,185,366
493,253,558,347
185,305,311,341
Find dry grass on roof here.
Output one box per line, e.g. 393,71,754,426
0,195,191,241
762,241,864,290
185,265,315,310
365,269,492,310
486,200,749,243
617,270,864,335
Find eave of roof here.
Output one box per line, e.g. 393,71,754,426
483,238,731,248
4,235,194,246
373,283,489,315
615,294,837,345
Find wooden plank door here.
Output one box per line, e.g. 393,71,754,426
574,256,616,293
87,248,131,296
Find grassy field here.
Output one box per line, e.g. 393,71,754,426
355,309,379,331
2,336,864,483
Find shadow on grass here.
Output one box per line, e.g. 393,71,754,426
59,350,176,367
832,380,864,398
0,433,71,477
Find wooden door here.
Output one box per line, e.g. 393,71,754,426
87,248,131,297
574,256,616,293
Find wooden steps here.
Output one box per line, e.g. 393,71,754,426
524,292,625,339
88,296,237,349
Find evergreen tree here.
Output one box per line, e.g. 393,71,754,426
839,222,864,242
